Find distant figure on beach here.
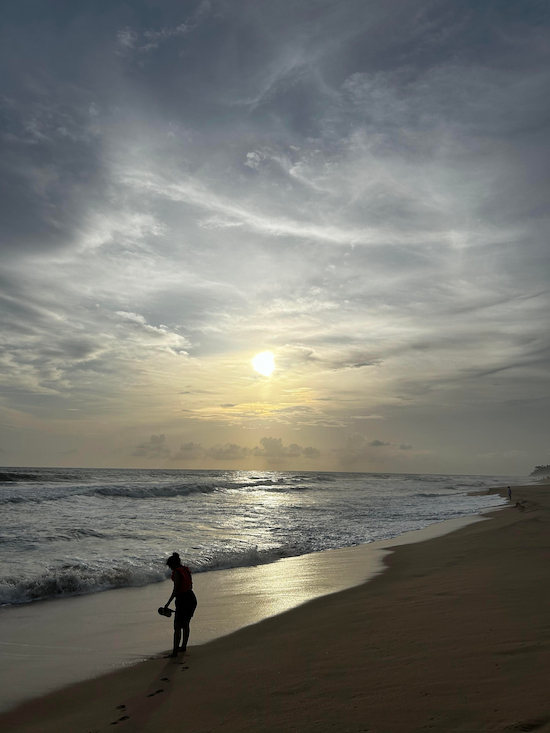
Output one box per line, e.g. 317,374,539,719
508,487,512,500
164,552,197,658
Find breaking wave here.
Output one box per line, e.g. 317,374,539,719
0,563,168,606
0,471,82,484
91,484,220,499
0,482,222,505
0,467,516,607
0,545,303,606
0,477,324,505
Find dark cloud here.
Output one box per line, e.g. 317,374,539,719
205,443,249,461
131,434,170,458
331,357,381,372
251,437,320,461
336,433,371,466
172,442,205,461
131,435,321,464
252,437,302,459
335,433,413,466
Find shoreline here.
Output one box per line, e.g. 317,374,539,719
0,509,494,714
1,483,548,732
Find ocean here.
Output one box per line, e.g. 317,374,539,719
0,467,519,608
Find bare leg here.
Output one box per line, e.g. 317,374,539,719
165,627,182,658
180,622,190,652
173,627,182,654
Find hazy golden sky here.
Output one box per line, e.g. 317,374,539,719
1,1,549,474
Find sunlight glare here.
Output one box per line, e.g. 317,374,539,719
252,351,275,376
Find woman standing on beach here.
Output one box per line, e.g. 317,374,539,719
164,552,197,658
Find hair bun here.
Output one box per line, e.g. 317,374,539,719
166,552,181,566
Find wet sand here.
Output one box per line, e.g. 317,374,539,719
1,484,548,733
0,514,482,712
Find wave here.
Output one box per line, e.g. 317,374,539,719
190,545,292,573
0,545,298,606
0,470,82,483
413,492,449,498
91,483,219,499
261,483,314,493
0,472,45,483
36,528,107,543
0,491,75,506
453,480,489,489
0,563,168,606
0,477,319,505
0,482,222,505
223,479,287,489
0,491,508,607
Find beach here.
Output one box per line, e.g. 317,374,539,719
1,483,548,732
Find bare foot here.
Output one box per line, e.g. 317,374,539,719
179,646,187,652
164,652,178,658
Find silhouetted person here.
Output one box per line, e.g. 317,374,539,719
508,486,512,500
164,552,197,658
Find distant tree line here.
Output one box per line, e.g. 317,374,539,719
530,465,550,476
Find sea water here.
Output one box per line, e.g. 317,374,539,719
0,468,517,607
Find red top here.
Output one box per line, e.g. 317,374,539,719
171,566,192,594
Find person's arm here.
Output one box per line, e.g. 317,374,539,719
165,588,175,608
165,569,183,607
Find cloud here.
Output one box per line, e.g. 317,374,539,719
132,434,170,458
0,1,548,473
205,443,250,461
329,356,382,372
351,415,384,420
335,433,411,465
116,28,138,50
244,151,265,170
478,450,526,460
117,23,189,55
336,433,371,466
251,437,319,461
132,435,321,464
172,442,205,461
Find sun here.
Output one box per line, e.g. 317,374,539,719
252,351,275,376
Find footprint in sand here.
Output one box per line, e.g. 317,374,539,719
147,689,164,697
110,715,130,725
116,704,126,710
181,666,189,671
160,677,170,681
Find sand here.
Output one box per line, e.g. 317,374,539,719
0,529,394,712
0,513,485,713
1,483,548,733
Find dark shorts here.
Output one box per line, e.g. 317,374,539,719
174,590,197,628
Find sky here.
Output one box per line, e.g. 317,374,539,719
0,0,549,474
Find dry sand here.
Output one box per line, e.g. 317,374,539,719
1,483,548,733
